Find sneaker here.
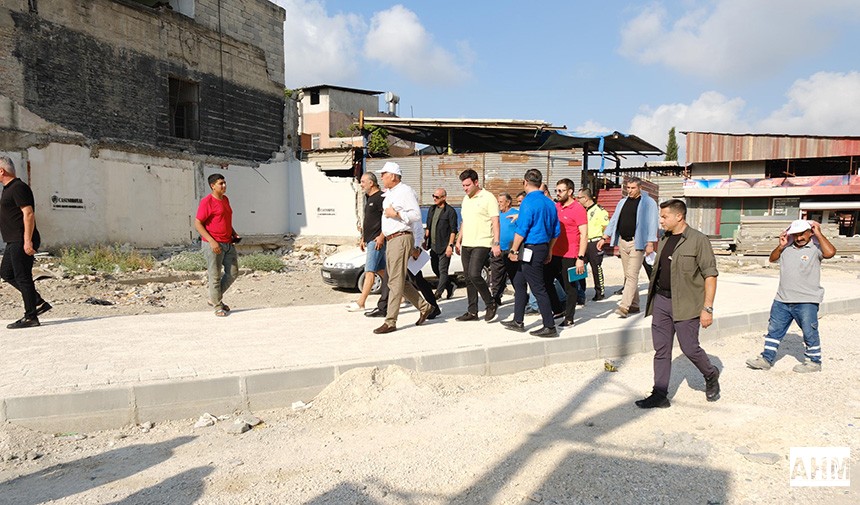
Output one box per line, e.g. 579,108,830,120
745,356,772,370
7,317,40,329
635,391,670,409
705,369,721,402
500,320,525,332
792,361,821,373
455,312,479,322
35,301,53,316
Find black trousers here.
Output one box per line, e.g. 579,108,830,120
461,246,493,314
490,252,518,302
1,241,44,319
583,240,605,296
375,269,438,314
429,249,454,296
512,243,554,328
544,255,565,315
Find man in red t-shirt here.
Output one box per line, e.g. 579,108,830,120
544,178,587,328
195,173,240,316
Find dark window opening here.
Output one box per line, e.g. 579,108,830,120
764,156,854,178
169,78,199,140
310,90,320,105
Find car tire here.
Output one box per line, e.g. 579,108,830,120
356,271,384,294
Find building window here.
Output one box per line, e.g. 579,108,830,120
310,90,320,105
169,78,199,140
311,134,320,150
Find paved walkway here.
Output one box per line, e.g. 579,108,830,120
1,273,858,431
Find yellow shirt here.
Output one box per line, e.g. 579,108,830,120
460,189,499,247
586,203,610,240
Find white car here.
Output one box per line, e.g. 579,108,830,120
321,246,488,294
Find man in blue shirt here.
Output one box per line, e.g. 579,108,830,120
501,169,561,338
490,192,519,305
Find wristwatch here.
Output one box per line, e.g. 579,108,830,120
492,241,500,246
577,255,586,261
448,243,454,248
703,306,714,314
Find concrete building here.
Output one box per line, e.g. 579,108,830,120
297,85,381,151
0,0,292,248
682,131,860,254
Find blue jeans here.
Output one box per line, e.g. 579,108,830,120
760,300,821,364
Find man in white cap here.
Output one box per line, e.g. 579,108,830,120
746,219,836,373
372,162,433,334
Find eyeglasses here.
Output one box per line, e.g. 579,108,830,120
433,195,443,199
555,189,570,193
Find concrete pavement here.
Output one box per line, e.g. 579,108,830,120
1,272,858,432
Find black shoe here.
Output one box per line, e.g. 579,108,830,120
35,301,53,316
530,326,558,338
559,319,575,328
705,369,721,402
592,294,605,301
433,291,444,301
455,312,479,321
446,287,455,299
485,303,497,322
427,306,442,320
635,391,671,409
501,320,525,332
552,312,565,320
365,308,386,318
576,298,586,306
494,296,504,306
614,288,624,296
7,317,40,329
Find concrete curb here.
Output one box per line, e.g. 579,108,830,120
3,298,857,432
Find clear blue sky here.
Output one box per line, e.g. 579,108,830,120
275,0,860,162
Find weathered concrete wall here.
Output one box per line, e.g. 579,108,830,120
288,162,359,238
0,0,285,162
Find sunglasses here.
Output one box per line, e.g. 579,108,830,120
433,195,444,199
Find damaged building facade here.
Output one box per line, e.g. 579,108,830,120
0,0,292,247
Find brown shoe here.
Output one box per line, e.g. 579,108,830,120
628,307,641,314
373,323,396,334
416,307,433,326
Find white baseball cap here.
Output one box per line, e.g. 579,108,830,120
786,219,812,235
376,161,402,176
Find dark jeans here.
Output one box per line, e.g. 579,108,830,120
650,293,717,396
512,243,554,328
559,256,580,321
429,249,453,296
544,255,565,315
1,241,44,319
461,246,492,314
489,252,518,302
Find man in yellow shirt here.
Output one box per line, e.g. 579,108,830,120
577,187,610,300
455,169,501,322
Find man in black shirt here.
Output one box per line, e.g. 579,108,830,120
0,156,51,328
348,172,385,312
425,187,458,299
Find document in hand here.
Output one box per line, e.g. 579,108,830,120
408,248,431,275
567,264,589,282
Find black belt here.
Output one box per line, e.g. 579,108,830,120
621,236,634,241
385,230,412,241
656,288,672,298
524,242,548,247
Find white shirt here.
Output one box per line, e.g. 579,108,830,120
381,181,421,236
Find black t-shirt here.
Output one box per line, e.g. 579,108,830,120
0,178,40,245
362,190,384,243
656,233,683,292
617,196,640,240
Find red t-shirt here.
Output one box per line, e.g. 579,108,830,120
196,194,233,243
552,201,587,257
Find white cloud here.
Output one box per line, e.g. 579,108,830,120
628,71,860,162
759,71,860,135
619,0,860,82
363,5,471,85
276,0,365,86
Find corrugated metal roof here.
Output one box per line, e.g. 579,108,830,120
685,132,860,164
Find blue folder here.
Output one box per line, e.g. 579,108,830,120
567,264,588,282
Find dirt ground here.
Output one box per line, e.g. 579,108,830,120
0,249,858,504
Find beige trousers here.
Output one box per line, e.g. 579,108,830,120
618,238,644,311
385,234,431,327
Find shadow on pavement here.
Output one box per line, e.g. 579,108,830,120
0,436,196,505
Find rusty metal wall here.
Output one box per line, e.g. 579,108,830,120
687,132,860,164
368,150,583,206
687,197,719,235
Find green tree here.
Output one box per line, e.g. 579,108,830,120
366,125,389,155
665,126,678,161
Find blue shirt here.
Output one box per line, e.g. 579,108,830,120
499,208,519,250
515,191,560,245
